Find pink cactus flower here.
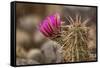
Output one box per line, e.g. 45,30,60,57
39,13,61,37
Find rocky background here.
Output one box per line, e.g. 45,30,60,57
16,3,97,65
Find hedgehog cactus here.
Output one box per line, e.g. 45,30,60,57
39,13,90,62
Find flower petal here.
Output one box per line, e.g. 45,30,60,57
47,17,54,32
42,22,52,36
40,26,49,37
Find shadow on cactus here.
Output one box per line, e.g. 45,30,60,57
39,13,90,62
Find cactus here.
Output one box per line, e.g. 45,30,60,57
39,14,90,62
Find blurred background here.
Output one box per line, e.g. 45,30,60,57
16,3,97,65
